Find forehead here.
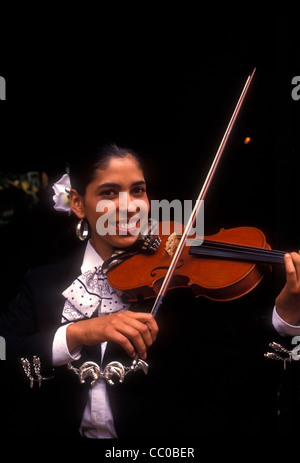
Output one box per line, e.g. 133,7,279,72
91,156,145,185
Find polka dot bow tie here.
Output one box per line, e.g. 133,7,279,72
61,266,129,323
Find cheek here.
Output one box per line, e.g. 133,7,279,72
136,196,150,212
92,199,119,231
129,198,150,221
144,197,150,211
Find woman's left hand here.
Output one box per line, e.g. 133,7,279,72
275,252,300,325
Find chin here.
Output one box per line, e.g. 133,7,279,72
114,234,139,249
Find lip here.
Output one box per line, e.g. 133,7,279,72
116,220,140,235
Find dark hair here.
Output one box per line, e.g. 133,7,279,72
70,142,143,196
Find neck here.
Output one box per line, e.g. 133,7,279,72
90,236,114,261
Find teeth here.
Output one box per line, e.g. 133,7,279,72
117,222,137,230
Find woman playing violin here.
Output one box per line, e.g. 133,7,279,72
0,142,298,439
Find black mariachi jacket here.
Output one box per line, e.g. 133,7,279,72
0,247,152,438
0,244,287,438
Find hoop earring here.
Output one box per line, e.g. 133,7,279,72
76,219,89,241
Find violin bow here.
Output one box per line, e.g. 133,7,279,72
151,67,256,318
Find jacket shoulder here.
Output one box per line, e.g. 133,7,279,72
25,246,85,293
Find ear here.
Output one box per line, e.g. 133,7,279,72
69,189,85,219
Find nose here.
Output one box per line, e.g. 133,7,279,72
117,191,133,219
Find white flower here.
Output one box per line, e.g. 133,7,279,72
52,173,72,213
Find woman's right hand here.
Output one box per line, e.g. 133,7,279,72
66,310,158,360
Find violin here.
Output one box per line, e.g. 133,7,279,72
107,68,286,318
107,220,285,303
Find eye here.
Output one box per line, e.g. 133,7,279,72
99,189,118,198
131,186,146,196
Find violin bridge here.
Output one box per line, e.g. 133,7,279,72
165,233,180,257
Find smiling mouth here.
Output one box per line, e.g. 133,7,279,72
116,220,140,235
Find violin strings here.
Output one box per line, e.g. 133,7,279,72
190,240,286,264
202,240,286,257
203,242,286,260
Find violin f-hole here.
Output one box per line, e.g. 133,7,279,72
151,259,184,278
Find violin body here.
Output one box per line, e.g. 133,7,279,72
107,221,273,302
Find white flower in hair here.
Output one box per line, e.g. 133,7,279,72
52,173,72,213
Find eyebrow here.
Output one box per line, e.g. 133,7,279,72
96,180,146,190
